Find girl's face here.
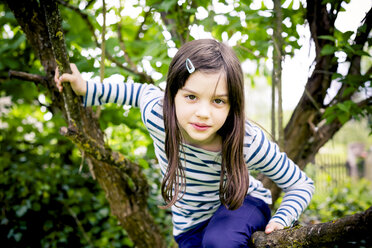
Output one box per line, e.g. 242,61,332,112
174,71,230,151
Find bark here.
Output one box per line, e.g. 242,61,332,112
252,206,372,248
272,0,284,148
100,0,106,83
8,70,46,84
271,69,276,140
4,0,166,247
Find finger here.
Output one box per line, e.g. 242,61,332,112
265,226,274,234
70,63,78,74
265,223,284,234
54,67,60,83
59,73,75,83
54,68,64,92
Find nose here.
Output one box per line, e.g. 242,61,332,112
195,101,210,118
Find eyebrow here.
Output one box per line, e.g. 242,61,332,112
181,87,228,98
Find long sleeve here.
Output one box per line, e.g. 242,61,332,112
83,80,147,108
245,122,315,227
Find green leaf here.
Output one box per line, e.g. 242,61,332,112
321,44,337,56
322,106,337,124
354,50,371,57
337,113,350,124
341,87,355,97
341,31,354,41
331,73,343,80
337,102,351,112
318,35,336,41
159,0,177,12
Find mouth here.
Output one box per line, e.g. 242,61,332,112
191,123,211,131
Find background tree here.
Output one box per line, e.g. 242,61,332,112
0,0,371,247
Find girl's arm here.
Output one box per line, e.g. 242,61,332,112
83,78,148,108
54,64,157,110
245,123,315,234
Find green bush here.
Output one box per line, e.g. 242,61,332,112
0,100,172,247
303,178,372,224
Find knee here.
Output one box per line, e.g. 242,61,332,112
202,229,248,248
202,233,229,248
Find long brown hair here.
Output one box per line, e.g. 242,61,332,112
162,39,248,210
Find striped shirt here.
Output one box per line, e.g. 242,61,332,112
84,80,314,236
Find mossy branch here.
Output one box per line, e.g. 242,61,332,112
59,126,149,196
40,0,82,129
252,206,372,248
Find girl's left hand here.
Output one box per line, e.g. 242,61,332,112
264,222,284,234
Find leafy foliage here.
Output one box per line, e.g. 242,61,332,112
0,97,172,247
0,0,371,246
304,178,372,223
0,100,132,247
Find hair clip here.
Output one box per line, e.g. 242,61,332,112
186,58,195,74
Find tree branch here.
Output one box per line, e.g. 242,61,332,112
357,96,372,109
365,65,372,77
118,0,136,69
62,201,94,247
252,206,372,248
331,7,372,105
100,0,106,82
160,12,185,45
56,0,98,43
8,70,46,84
134,9,151,41
41,0,83,128
59,126,149,195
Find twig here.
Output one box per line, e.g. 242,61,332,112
134,9,151,41
57,0,154,83
79,149,85,173
118,0,136,69
357,96,372,109
304,88,321,111
59,126,143,184
62,201,95,247
236,44,266,59
100,0,106,82
86,157,96,180
8,70,45,84
365,65,372,77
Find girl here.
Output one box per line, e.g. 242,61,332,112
55,39,314,247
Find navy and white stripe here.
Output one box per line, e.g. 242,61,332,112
84,80,314,236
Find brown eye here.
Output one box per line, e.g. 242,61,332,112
186,95,196,100
214,99,225,105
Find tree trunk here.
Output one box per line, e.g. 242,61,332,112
272,0,284,148
252,206,372,248
4,0,166,247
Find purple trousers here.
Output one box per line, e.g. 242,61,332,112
174,195,271,248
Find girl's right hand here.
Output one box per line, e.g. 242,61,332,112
54,63,87,96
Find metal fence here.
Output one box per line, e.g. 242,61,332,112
307,154,349,194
